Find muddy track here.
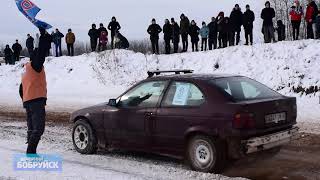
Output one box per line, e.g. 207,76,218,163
224,133,320,180
0,109,70,123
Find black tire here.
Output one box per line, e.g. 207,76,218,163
187,135,227,173
72,119,97,154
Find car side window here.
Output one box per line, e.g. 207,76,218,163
118,81,167,108
162,82,205,107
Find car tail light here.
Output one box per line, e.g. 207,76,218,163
233,113,255,129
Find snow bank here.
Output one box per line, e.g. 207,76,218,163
0,40,319,122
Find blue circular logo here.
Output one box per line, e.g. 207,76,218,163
21,0,34,11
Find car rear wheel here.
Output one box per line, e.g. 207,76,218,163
72,119,97,154
187,135,226,173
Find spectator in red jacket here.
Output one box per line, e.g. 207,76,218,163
290,1,303,40
305,0,319,39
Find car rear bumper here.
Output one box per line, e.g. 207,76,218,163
243,126,299,154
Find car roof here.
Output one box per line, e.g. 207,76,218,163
146,73,241,81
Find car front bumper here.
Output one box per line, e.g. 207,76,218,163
243,126,299,154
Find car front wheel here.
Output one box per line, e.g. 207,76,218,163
72,119,97,154
187,135,226,173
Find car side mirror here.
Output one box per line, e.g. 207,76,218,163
108,99,117,107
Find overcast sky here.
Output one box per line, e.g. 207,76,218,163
0,0,263,46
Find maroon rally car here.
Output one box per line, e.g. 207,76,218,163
71,70,299,173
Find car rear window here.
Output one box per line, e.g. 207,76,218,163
211,77,281,101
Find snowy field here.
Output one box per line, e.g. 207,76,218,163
0,40,319,123
0,120,245,180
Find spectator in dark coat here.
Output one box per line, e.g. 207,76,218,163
189,20,200,52
108,17,121,49
4,45,13,65
305,1,319,39
52,29,64,57
171,18,180,53
12,40,22,64
217,12,225,48
276,20,286,41
43,31,52,57
26,34,34,56
88,24,99,52
316,12,320,39
208,17,218,50
98,23,108,35
147,18,162,54
180,14,190,52
311,1,319,38
261,1,276,43
223,17,233,48
230,4,243,45
163,19,172,54
243,4,255,45
114,31,129,49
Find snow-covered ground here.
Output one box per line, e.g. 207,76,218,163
0,40,319,123
0,120,245,180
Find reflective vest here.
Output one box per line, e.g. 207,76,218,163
22,62,47,102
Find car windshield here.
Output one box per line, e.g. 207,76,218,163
211,77,281,102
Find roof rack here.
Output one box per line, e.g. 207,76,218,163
147,70,194,78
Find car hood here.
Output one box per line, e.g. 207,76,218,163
70,103,113,122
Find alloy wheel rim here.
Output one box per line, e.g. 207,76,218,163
74,125,89,150
193,140,215,168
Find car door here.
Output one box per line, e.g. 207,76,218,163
108,80,168,149
153,81,207,153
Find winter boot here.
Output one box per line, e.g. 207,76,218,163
26,139,39,154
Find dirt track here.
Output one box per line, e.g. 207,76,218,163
224,133,320,180
1,110,320,180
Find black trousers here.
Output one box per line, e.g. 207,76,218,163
5,56,11,65
201,38,207,51
307,22,314,39
24,99,46,154
181,33,188,51
219,34,228,48
111,34,115,49
28,48,34,57
229,32,235,46
13,53,20,64
208,37,217,50
244,28,253,45
164,39,171,54
173,40,179,53
218,34,224,48
191,41,198,52
151,38,159,54
235,30,241,45
292,21,301,40
90,39,97,52
67,43,74,56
